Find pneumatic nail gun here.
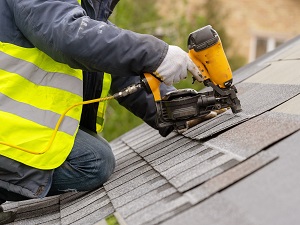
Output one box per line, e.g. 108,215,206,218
142,25,242,133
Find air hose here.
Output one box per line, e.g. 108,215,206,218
0,83,142,155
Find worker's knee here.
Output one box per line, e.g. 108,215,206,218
92,139,116,184
78,135,116,190
50,130,116,194
80,129,116,185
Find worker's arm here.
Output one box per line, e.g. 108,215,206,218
110,75,176,137
6,0,168,77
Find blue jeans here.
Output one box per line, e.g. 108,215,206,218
0,128,115,202
48,128,116,195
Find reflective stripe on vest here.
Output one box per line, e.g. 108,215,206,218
0,42,83,170
96,72,111,132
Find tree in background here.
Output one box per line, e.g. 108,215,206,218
102,0,246,141
109,0,159,33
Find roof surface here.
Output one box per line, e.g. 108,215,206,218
3,36,300,225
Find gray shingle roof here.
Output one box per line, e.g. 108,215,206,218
3,36,300,225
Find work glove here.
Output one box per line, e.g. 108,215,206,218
153,45,203,86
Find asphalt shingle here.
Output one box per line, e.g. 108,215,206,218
177,158,240,192
151,143,206,171
109,176,168,209
160,148,221,179
10,196,60,225
182,82,300,141
207,111,300,159
105,170,160,200
60,188,113,225
117,183,177,218
217,130,300,225
245,60,300,85
125,194,191,225
272,94,300,115
184,151,277,205
169,153,235,190
161,193,256,225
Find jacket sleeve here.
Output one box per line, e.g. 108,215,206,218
7,0,168,77
110,75,176,136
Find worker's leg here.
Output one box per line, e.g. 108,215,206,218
48,129,115,195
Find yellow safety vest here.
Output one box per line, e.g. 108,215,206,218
0,42,82,169
0,46,111,170
0,6,112,169
0,0,111,170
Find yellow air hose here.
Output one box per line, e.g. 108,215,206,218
0,83,142,155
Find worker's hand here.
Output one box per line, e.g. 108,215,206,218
186,108,228,129
153,45,203,86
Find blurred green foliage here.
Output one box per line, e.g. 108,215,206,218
105,214,119,225
101,0,246,141
109,0,159,33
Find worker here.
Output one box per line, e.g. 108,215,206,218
0,0,203,223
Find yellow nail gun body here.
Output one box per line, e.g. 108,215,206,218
188,25,232,88
144,25,242,132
